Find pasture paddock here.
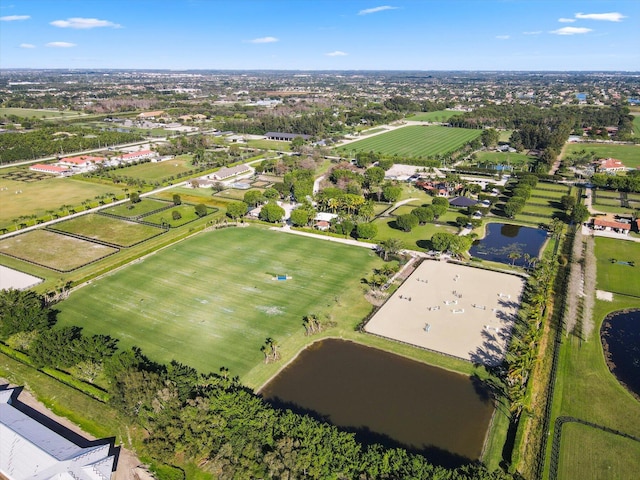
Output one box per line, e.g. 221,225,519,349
365,261,525,366
49,214,165,247
0,230,118,272
557,421,640,480
0,173,118,228
111,155,194,182
407,110,459,122
563,143,640,169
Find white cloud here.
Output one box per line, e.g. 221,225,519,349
326,50,348,56
550,27,592,35
249,36,279,44
46,41,77,48
558,18,576,23
575,12,626,22
522,31,542,35
19,43,35,48
0,14,30,21
358,6,398,15
50,17,122,29
496,35,510,40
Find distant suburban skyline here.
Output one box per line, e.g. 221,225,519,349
1,0,638,71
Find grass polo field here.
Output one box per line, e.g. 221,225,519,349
55,227,381,378
337,125,481,158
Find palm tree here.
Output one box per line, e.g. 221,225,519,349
509,251,522,266
378,238,403,261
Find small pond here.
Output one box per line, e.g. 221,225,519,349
470,223,548,266
601,309,640,399
260,339,495,467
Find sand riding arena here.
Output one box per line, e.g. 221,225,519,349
365,260,525,366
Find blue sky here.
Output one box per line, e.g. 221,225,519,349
1,0,638,70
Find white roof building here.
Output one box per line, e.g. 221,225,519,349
0,388,115,480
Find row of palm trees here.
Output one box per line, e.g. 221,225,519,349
504,257,558,416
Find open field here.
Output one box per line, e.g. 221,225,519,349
0,107,87,119
594,237,640,296
103,198,170,218
563,143,640,169
112,155,194,182
632,114,640,137
50,214,164,247
246,139,291,151
55,227,381,378
557,422,640,480
407,110,459,122
0,173,119,229
336,126,481,158
143,204,210,227
365,261,525,366
548,293,640,479
0,230,118,271
151,188,232,210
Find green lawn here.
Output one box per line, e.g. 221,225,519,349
0,229,118,271
372,216,457,250
0,107,87,119
246,139,291,151
50,214,164,247
143,204,209,227
0,172,119,229
111,155,194,182
563,143,640,169
336,126,481,158
55,227,381,379
594,237,640,296
406,110,458,122
549,295,640,480
558,422,640,480
632,114,640,137
103,198,171,218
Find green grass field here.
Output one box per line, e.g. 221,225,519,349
549,293,640,479
336,126,481,158
103,198,170,218
563,143,640,169
113,155,194,182
406,110,459,122
143,204,207,227
594,238,640,296
632,114,640,137
55,227,381,379
0,107,87,119
558,422,640,480
51,214,164,247
0,230,118,271
246,139,291,151
0,173,119,229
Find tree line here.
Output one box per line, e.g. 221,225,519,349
0,126,142,164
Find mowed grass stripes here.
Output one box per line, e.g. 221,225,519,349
56,228,380,378
337,125,481,158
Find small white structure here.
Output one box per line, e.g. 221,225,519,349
0,388,115,479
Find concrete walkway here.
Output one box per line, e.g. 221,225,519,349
271,224,378,250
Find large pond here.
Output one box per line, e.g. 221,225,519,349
470,223,548,266
601,309,640,399
260,339,495,467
